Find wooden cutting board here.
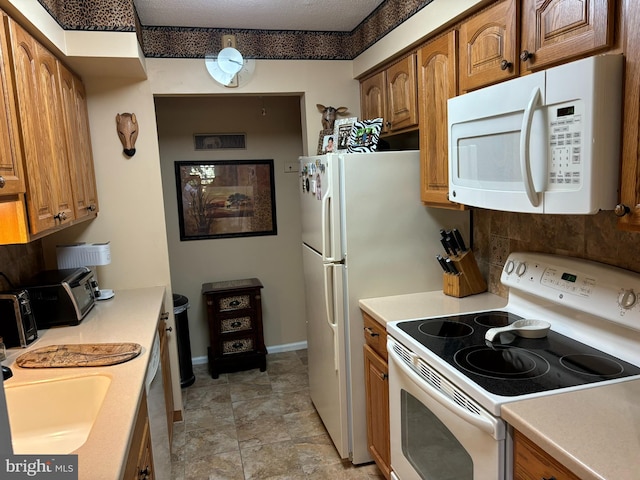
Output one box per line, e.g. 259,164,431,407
16,343,142,368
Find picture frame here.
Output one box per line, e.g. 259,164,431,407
333,116,357,152
175,159,277,240
347,118,383,153
194,133,246,150
317,129,333,155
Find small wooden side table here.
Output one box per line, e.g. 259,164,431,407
201,278,266,378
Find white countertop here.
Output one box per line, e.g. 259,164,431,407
502,379,640,480
2,286,166,480
359,290,507,325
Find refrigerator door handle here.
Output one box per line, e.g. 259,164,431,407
323,262,339,371
321,172,336,262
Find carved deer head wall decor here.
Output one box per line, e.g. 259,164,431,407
116,113,138,157
316,104,348,130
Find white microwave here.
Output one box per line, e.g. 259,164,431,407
448,54,623,214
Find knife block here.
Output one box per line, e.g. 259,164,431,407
442,250,487,298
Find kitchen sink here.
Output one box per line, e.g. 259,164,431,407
4,374,111,454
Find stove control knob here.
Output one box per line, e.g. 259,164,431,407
516,262,527,277
618,289,637,309
505,260,515,274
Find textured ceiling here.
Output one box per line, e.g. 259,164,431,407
133,0,385,32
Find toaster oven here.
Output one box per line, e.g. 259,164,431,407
23,267,96,328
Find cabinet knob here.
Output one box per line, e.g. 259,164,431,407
87,204,97,212
232,342,243,349
231,321,242,328
139,466,151,480
500,59,513,71
0,176,5,188
365,327,379,337
166,326,173,332
54,211,68,221
380,372,388,380
541,477,557,480
615,204,631,217
520,50,533,62
230,300,240,307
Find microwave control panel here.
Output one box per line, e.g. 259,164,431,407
548,100,584,190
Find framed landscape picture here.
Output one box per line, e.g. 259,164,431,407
175,159,277,240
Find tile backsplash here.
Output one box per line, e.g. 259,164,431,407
0,241,45,291
473,208,640,298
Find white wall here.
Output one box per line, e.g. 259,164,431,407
155,96,306,358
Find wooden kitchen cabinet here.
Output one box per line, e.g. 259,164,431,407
360,53,418,135
616,1,640,231
458,0,518,92
513,429,580,480
0,12,24,196
0,12,98,244
520,0,615,72
123,390,155,480
418,31,465,210
362,311,391,480
59,63,99,220
9,17,74,233
202,278,267,379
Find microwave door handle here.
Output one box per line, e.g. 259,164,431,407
520,87,542,207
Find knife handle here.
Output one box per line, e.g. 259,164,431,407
452,229,467,252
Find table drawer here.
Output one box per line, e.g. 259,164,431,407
218,294,252,312
222,337,254,355
220,316,253,333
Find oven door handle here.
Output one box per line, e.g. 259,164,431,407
388,344,504,440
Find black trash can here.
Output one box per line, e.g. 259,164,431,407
172,294,195,388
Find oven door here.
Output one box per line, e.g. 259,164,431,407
388,338,506,480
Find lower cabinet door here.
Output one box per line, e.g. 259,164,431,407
364,344,391,479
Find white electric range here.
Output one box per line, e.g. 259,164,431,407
386,252,640,480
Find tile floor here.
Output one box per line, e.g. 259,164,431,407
170,349,385,480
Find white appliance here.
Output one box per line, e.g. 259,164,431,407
145,333,170,480
299,151,470,464
387,252,640,479
56,243,114,300
448,54,623,214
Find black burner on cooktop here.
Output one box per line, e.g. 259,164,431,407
474,311,518,327
560,354,624,377
396,310,640,397
418,320,473,338
454,345,550,380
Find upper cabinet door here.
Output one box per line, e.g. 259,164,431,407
59,63,98,220
418,31,464,210
34,42,74,226
520,0,614,72
0,13,24,196
8,18,56,233
458,0,518,92
360,71,387,131
385,54,418,132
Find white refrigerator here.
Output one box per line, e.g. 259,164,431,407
299,151,470,464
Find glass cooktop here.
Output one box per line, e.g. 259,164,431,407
396,311,640,397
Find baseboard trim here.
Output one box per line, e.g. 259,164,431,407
191,340,308,365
